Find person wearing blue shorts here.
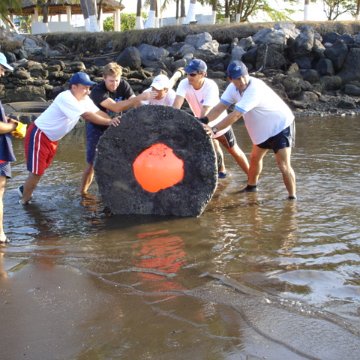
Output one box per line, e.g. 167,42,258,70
201,61,296,200
80,62,156,195
0,53,21,243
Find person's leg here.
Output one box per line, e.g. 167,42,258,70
21,124,56,204
275,147,296,198
0,163,12,242
80,163,95,195
227,144,249,175
248,144,268,186
0,176,6,242
217,129,249,176
212,139,226,175
21,173,42,204
80,125,102,195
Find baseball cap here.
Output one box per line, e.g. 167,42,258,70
227,61,248,79
185,59,207,74
69,72,96,86
151,74,170,90
0,52,13,71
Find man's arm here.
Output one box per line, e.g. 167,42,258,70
100,92,153,113
0,120,17,134
82,111,120,126
172,95,185,109
211,110,243,133
205,102,229,122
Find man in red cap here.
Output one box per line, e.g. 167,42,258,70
18,72,120,205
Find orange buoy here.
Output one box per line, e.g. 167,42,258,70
133,143,184,193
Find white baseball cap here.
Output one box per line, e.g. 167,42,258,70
151,74,170,90
0,52,14,71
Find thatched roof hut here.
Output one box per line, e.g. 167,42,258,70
8,0,125,33
9,0,124,16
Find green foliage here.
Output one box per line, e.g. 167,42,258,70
0,0,21,24
322,0,356,20
104,12,148,32
258,3,295,22
16,16,31,33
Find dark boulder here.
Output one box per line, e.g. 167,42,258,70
324,40,348,72
95,106,217,217
116,47,142,70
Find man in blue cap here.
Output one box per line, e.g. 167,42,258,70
201,60,296,200
18,71,120,205
173,59,249,178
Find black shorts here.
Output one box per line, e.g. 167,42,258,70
257,122,295,153
216,127,237,149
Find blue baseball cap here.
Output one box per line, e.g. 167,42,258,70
0,52,13,71
69,72,96,86
227,61,248,79
185,59,207,74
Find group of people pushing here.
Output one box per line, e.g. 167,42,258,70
0,52,296,243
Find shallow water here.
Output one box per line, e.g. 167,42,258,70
1,116,360,359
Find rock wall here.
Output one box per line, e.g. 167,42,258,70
1,21,360,117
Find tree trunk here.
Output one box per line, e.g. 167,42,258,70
136,0,144,29
87,0,100,32
184,0,197,24
42,0,50,23
304,0,310,21
145,0,157,28
180,0,186,23
211,0,217,24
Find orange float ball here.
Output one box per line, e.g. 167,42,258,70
133,143,185,193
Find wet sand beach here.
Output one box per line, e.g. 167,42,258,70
1,117,360,359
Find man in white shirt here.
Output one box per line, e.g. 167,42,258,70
18,72,120,205
173,59,249,178
203,61,296,199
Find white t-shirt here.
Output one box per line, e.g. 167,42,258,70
221,77,294,145
176,78,230,137
35,90,99,141
141,87,176,106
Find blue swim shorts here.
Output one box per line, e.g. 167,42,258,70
257,122,296,153
86,123,107,164
0,161,11,178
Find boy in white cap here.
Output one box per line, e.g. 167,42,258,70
173,58,249,178
0,52,27,242
141,74,177,106
203,61,296,199
18,71,120,205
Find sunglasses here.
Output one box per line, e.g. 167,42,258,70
187,72,199,77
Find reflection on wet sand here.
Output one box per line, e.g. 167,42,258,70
132,229,186,292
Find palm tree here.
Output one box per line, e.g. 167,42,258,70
80,0,90,29
180,0,186,23
0,0,21,32
304,0,310,20
210,0,217,24
136,0,144,29
145,0,158,28
184,0,197,24
80,0,100,31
